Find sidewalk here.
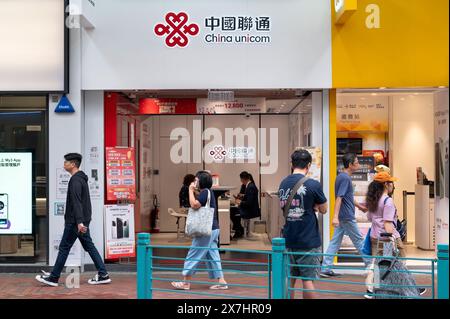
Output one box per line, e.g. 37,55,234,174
0,272,436,299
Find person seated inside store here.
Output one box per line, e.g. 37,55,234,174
230,171,261,239
179,174,196,209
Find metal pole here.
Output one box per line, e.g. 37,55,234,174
437,244,449,299
137,233,151,299
271,237,286,299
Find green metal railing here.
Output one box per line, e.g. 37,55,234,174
136,233,449,299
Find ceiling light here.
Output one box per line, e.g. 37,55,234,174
379,87,387,90
371,93,378,96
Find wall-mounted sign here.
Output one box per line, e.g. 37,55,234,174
106,147,136,201
0,0,65,92
0,153,33,234
55,96,75,113
207,145,256,162
104,204,135,259
81,0,332,90
139,99,197,115
54,203,66,216
336,96,389,132
197,98,266,114
56,168,71,200
301,147,322,182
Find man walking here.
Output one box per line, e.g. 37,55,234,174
36,153,111,286
321,153,370,278
279,149,328,299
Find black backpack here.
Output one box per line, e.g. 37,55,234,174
383,197,407,241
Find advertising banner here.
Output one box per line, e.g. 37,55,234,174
197,98,266,114
104,204,136,259
336,96,389,132
106,147,136,201
0,0,65,91
0,152,32,234
300,147,322,182
139,98,197,114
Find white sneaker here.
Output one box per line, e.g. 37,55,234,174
35,274,58,287
88,274,111,285
364,290,374,299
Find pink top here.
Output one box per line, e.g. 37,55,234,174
367,194,400,239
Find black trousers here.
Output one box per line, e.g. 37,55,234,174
230,207,244,235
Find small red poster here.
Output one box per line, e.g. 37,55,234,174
106,147,136,201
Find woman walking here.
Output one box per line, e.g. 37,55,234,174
171,171,228,290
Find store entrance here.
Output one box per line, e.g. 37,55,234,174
335,88,449,261
0,96,48,263
105,90,320,252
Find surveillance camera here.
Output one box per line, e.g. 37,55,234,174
245,113,251,118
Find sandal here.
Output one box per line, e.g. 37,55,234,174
171,281,190,290
210,284,229,290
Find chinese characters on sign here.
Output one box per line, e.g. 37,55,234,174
56,168,71,200
0,157,21,168
204,15,272,44
197,98,266,114
205,16,270,31
336,96,389,132
106,147,136,201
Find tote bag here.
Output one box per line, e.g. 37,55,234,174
185,189,214,237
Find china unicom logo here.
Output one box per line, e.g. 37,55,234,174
154,12,200,48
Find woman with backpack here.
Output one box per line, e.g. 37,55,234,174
364,171,425,298
366,172,404,256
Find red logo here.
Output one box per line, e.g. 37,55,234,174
154,12,199,48
209,145,227,161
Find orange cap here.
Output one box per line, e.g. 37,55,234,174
374,171,398,183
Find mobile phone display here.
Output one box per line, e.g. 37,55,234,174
0,193,8,227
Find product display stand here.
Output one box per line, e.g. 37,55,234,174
117,199,132,264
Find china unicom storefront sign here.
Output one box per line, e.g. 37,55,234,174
81,0,332,90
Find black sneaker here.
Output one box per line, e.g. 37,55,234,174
88,274,111,285
419,288,427,296
35,273,58,287
364,290,374,299
320,270,341,278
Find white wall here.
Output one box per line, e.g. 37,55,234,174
48,27,84,267
83,91,105,263
434,90,449,245
390,94,435,243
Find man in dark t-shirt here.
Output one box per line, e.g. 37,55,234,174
321,153,370,278
279,149,328,299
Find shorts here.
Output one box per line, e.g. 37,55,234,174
287,247,321,280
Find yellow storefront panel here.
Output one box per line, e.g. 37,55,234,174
332,0,449,88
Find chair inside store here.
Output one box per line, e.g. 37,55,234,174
167,208,190,242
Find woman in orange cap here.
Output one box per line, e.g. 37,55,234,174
364,172,426,298
366,172,402,256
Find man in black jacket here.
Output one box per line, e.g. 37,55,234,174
36,153,111,287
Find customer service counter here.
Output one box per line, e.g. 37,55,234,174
212,186,237,245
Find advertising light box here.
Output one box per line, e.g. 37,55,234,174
0,0,66,92
0,153,33,234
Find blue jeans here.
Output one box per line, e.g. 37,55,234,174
50,223,108,281
322,219,371,270
182,229,224,279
